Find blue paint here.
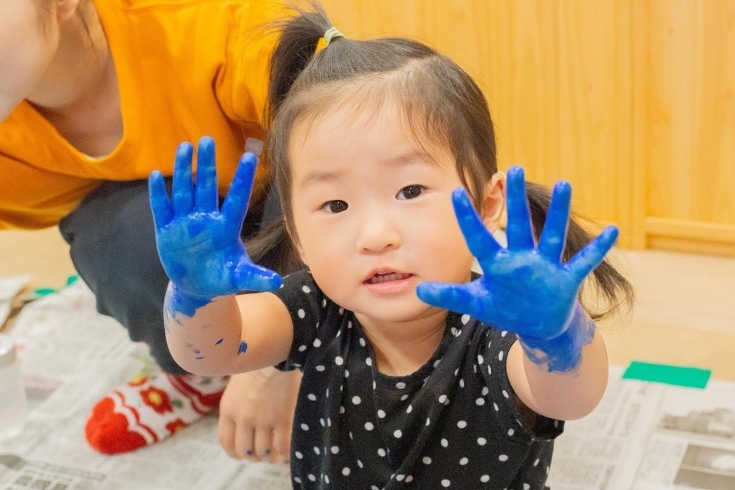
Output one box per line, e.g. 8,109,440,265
215,338,224,345
196,356,205,360
149,137,283,322
417,166,617,372
238,341,248,355
194,349,200,354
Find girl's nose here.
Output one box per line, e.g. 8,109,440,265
356,209,402,253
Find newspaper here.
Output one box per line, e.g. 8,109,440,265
2,282,734,490
548,368,735,490
0,283,292,490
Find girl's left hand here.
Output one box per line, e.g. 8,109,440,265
417,166,618,343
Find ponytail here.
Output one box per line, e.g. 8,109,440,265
525,182,634,321
245,217,303,276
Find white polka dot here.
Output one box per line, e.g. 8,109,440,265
406,405,413,413
378,448,386,457
322,299,326,307
401,394,409,401
533,458,540,466
488,365,492,374
339,307,344,315
441,438,448,447
459,457,468,465
315,365,325,372
422,456,432,464
365,422,374,431
308,393,316,401
441,480,451,487
302,286,311,293
342,467,350,476
502,390,509,399
501,330,507,337
378,410,386,418
327,418,331,427
498,351,504,361
344,369,349,377
371,487,379,490
326,388,329,397
359,338,366,347
524,484,531,490
482,387,489,396
457,420,467,429
320,418,325,427
460,379,465,388
454,368,459,376
554,419,559,427
307,474,316,482
348,321,352,328
477,355,484,364
508,428,515,436
331,446,339,454
480,475,490,483
295,451,303,459
349,431,353,439
438,395,447,403
494,402,499,411
313,339,321,347
406,476,414,482
297,309,305,319
434,359,441,368
477,437,487,445
300,423,309,431
396,475,405,481
394,430,402,438
293,477,301,484
426,417,431,426
335,356,344,365
451,327,460,337
352,396,361,405
476,398,485,406
325,476,329,484
499,454,508,462
298,345,307,352
357,460,363,468
461,314,470,324
366,357,372,366
340,406,345,414
396,382,406,389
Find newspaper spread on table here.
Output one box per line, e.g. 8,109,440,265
2,281,735,490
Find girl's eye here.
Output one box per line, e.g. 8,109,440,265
397,185,425,200
322,200,348,213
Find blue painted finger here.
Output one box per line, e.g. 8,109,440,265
416,281,490,322
568,226,619,281
451,188,502,265
172,142,195,215
195,136,219,213
221,153,258,234
538,181,572,262
505,166,535,251
149,170,173,230
234,259,283,292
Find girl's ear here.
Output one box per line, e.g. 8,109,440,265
56,0,83,23
480,171,506,233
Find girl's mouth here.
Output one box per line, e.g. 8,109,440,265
366,272,413,284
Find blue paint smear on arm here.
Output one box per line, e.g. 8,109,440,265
238,341,248,355
215,338,224,345
165,283,213,319
519,303,595,372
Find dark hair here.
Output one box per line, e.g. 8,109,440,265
246,1,633,319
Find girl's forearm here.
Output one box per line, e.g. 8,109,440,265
507,305,609,420
164,283,247,376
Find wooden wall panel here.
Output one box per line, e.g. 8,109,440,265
634,0,735,255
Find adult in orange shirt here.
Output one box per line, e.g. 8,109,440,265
0,0,300,460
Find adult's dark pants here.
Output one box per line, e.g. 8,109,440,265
59,179,275,375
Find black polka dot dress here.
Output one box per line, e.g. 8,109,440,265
274,270,563,490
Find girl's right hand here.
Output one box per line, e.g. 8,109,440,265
148,137,281,298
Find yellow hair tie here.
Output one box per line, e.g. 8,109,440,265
324,27,344,45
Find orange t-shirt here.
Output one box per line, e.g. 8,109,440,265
0,0,281,229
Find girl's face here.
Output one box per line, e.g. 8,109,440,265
288,100,504,331
0,0,59,122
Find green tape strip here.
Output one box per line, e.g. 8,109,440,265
622,361,711,389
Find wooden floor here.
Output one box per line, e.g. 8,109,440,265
2,227,734,380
